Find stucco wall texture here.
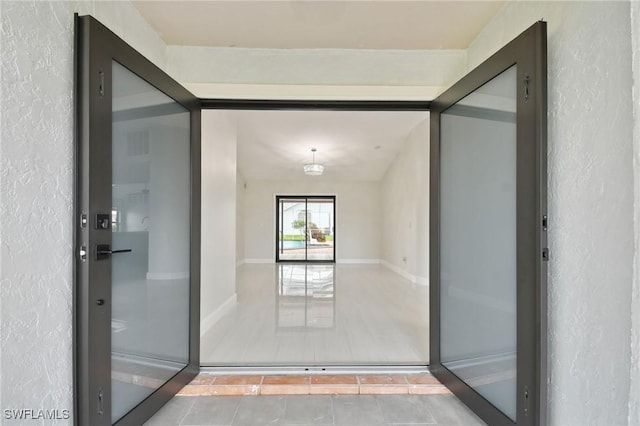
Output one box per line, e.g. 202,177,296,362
468,2,637,424
1,1,639,425
629,1,640,424
0,1,167,423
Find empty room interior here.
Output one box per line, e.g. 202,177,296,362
199,109,431,367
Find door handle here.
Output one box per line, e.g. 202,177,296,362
104,249,133,254
96,244,132,260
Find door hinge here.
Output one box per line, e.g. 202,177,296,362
98,70,105,98
542,214,548,231
542,248,549,262
80,213,87,229
523,386,530,416
524,74,531,102
97,389,104,416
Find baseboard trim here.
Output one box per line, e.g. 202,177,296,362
201,293,238,337
380,260,428,287
336,259,380,264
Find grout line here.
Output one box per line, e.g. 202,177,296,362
229,398,241,426
176,396,196,426
180,373,449,396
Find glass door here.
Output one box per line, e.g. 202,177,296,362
306,198,335,261
277,197,307,261
429,22,547,426
276,196,335,262
75,15,200,426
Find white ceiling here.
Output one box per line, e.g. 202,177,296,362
234,110,428,181
132,1,505,50
133,1,503,182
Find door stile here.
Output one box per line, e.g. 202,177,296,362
75,15,201,426
429,21,547,426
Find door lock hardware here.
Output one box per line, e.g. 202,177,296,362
80,213,87,229
96,214,110,230
79,246,87,261
95,244,132,260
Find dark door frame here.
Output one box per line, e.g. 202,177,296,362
275,195,337,263
429,21,547,426
75,13,546,426
74,15,201,426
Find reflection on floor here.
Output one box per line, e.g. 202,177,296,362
144,393,486,426
277,245,335,261
201,263,430,366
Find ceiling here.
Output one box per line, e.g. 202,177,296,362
234,110,428,181
132,1,505,50
134,1,504,182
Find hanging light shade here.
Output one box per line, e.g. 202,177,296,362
303,148,324,176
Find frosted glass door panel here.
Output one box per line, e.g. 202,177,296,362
111,61,191,423
439,66,517,421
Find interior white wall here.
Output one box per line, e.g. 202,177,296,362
236,171,246,267
380,118,430,285
200,110,238,337
630,1,640,424
0,1,167,422
167,46,465,86
167,45,466,100
467,2,636,425
241,180,381,263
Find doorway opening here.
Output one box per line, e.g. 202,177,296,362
200,107,430,367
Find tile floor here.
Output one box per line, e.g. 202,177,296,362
201,264,430,366
144,394,486,426
178,373,448,396
145,373,487,425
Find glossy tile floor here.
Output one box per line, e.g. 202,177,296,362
144,394,486,425
201,264,430,366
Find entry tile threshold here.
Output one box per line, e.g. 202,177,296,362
178,373,450,396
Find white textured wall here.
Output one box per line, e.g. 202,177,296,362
167,45,465,100
380,118,429,284
241,181,381,262
630,1,640,423
468,2,636,425
0,1,167,423
201,111,237,334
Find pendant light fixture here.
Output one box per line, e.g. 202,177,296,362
303,148,324,176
